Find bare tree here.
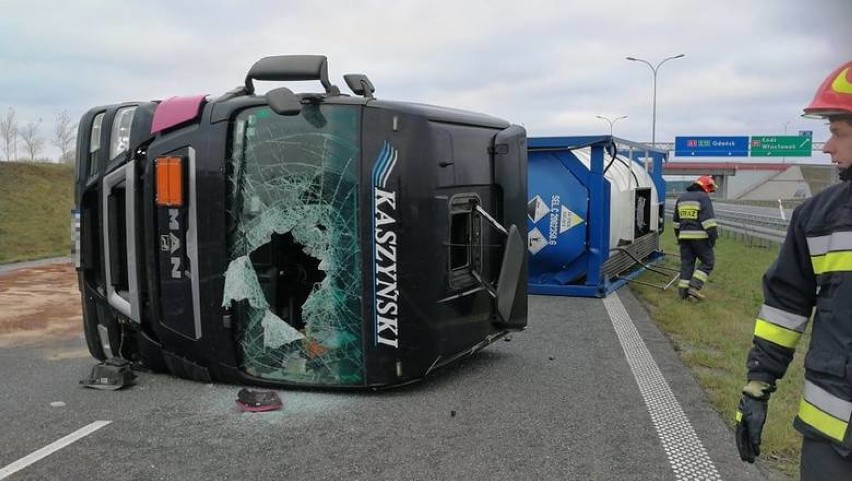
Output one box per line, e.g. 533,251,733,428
53,110,77,164
0,107,18,161
19,118,44,162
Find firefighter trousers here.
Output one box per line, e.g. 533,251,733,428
678,239,714,296
800,436,852,481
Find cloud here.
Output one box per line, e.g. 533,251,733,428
0,0,847,161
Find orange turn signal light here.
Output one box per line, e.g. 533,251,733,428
155,156,183,207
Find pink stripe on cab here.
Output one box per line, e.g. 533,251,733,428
151,95,207,134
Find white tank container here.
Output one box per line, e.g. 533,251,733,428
571,147,660,249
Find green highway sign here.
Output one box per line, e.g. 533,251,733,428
750,135,812,157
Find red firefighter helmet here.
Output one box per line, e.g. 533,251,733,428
803,60,852,118
694,175,717,193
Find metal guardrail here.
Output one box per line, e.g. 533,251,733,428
715,208,789,229
665,208,788,245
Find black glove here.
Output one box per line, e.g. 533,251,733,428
735,380,775,463
708,237,716,248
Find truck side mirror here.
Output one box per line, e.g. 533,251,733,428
344,74,375,99
496,224,524,323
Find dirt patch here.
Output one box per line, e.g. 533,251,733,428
0,261,83,348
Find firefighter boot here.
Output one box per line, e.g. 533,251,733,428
678,288,689,300
687,287,705,301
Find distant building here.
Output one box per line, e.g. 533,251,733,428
733,164,838,201
663,162,838,201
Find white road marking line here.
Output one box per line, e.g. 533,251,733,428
0,421,112,480
604,293,722,481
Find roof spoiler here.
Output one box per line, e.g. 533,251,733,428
244,55,339,95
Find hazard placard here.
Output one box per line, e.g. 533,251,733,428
528,227,547,255
528,195,548,224
559,206,584,233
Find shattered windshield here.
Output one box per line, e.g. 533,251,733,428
224,104,363,385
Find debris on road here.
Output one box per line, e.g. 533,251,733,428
235,388,283,412
80,359,137,390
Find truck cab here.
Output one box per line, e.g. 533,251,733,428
74,55,527,388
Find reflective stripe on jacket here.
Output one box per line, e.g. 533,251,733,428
673,189,717,240
747,181,852,448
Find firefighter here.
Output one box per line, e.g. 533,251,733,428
735,60,852,480
672,175,718,300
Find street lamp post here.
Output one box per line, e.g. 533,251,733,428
626,54,685,148
596,115,627,136
782,120,792,163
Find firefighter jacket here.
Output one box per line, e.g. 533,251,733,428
746,181,852,448
672,187,718,241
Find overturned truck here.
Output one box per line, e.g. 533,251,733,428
73,55,528,388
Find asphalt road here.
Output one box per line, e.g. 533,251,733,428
0,265,788,480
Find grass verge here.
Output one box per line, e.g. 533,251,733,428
629,225,808,476
0,162,74,264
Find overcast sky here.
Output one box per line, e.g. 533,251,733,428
1,0,850,161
